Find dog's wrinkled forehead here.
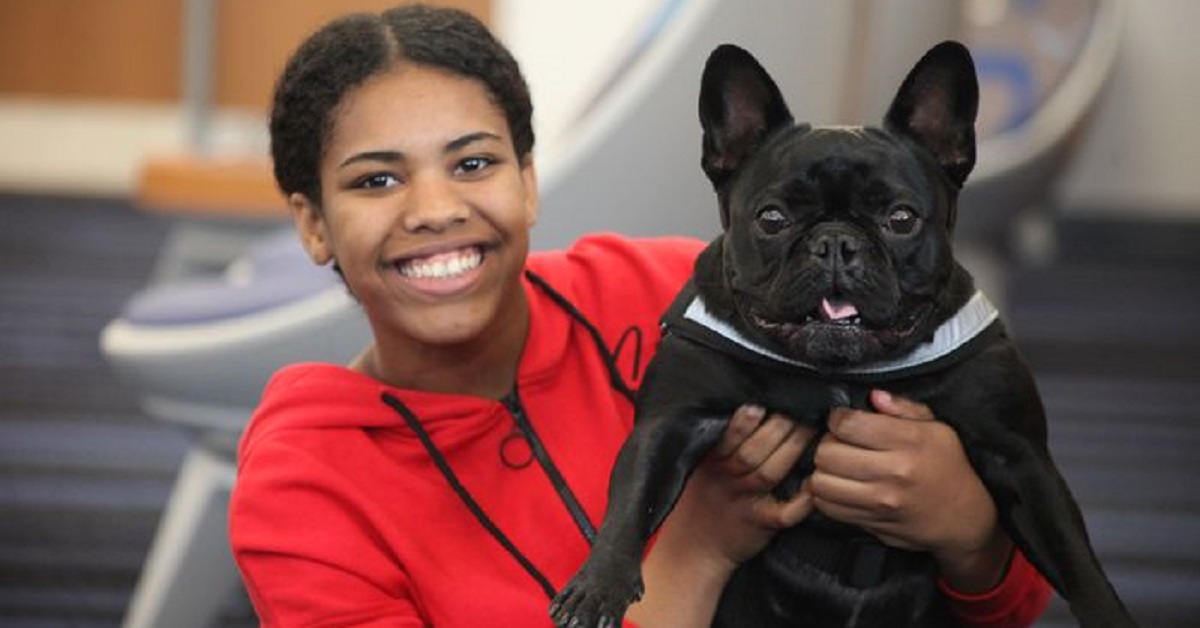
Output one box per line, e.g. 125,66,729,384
735,125,933,209
772,126,915,174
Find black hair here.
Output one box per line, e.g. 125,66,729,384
269,4,535,205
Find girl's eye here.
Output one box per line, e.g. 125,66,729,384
885,204,920,235
356,173,399,189
456,156,493,175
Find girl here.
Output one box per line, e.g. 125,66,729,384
230,5,1050,626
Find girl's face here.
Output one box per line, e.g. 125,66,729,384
292,64,538,350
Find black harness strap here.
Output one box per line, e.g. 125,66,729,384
662,279,1006,384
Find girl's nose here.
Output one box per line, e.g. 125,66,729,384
401,173,469,232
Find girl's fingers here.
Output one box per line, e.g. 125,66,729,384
713,405,766,458
754,483,815,529
828,405,923,452
720,412,796,476
742,422,814,491
813,435,889,483
870,389,935,421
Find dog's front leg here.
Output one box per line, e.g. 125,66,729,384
550,409,728,628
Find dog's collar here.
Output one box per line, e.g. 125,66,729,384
681,291,999,376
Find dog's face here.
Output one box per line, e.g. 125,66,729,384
696,42,980,367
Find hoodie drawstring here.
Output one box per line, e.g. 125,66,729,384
379,271,636,599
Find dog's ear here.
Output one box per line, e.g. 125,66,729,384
884,40,979,189
700,44,793,213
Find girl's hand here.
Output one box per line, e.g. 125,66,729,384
810,390,1013,592
674,404,816,569
628,405,814,627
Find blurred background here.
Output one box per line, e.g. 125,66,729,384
1,0,1197,626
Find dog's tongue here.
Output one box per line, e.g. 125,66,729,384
820,298,859,321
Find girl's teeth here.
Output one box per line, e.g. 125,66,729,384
400,249,482,279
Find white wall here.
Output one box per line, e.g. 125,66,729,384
496,0,658,159
0,101,265,197
3,0,1194,225
500,0,1200,243
1057,0,1200,219
498,0,964,249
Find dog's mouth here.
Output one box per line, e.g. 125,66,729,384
808,297,862,326
751,296,867,335
749,296,934,366
797,296,931,337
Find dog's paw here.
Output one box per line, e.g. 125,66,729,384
549,558,643,628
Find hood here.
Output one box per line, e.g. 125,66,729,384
238,362,503,459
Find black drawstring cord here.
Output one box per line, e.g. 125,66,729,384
377,272,638,600
612,325,644,383
524,270,638,404
502,386,598,543
381,392,559,600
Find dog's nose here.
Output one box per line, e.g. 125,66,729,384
810,231,861,271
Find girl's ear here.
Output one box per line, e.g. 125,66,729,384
520,157,540,228
290,192,334,265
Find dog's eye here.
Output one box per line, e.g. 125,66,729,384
757,206,791,235
885,205,919,235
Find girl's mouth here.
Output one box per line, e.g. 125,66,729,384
394,246,484,280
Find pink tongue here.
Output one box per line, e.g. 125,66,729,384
821,298,859,321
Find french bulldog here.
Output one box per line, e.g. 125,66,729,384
550,42,1136,627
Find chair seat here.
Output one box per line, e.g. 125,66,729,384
122,229,335,326
101,228,370,432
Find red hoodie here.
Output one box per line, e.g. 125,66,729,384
230,233,1048,627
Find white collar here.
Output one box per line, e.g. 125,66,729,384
682,291,999,375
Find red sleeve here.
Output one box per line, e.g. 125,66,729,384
938,548,1052,628
231,441,427,628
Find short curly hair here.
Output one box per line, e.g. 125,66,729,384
269,4,535,205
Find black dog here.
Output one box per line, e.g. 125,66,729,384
550,42,1136,627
